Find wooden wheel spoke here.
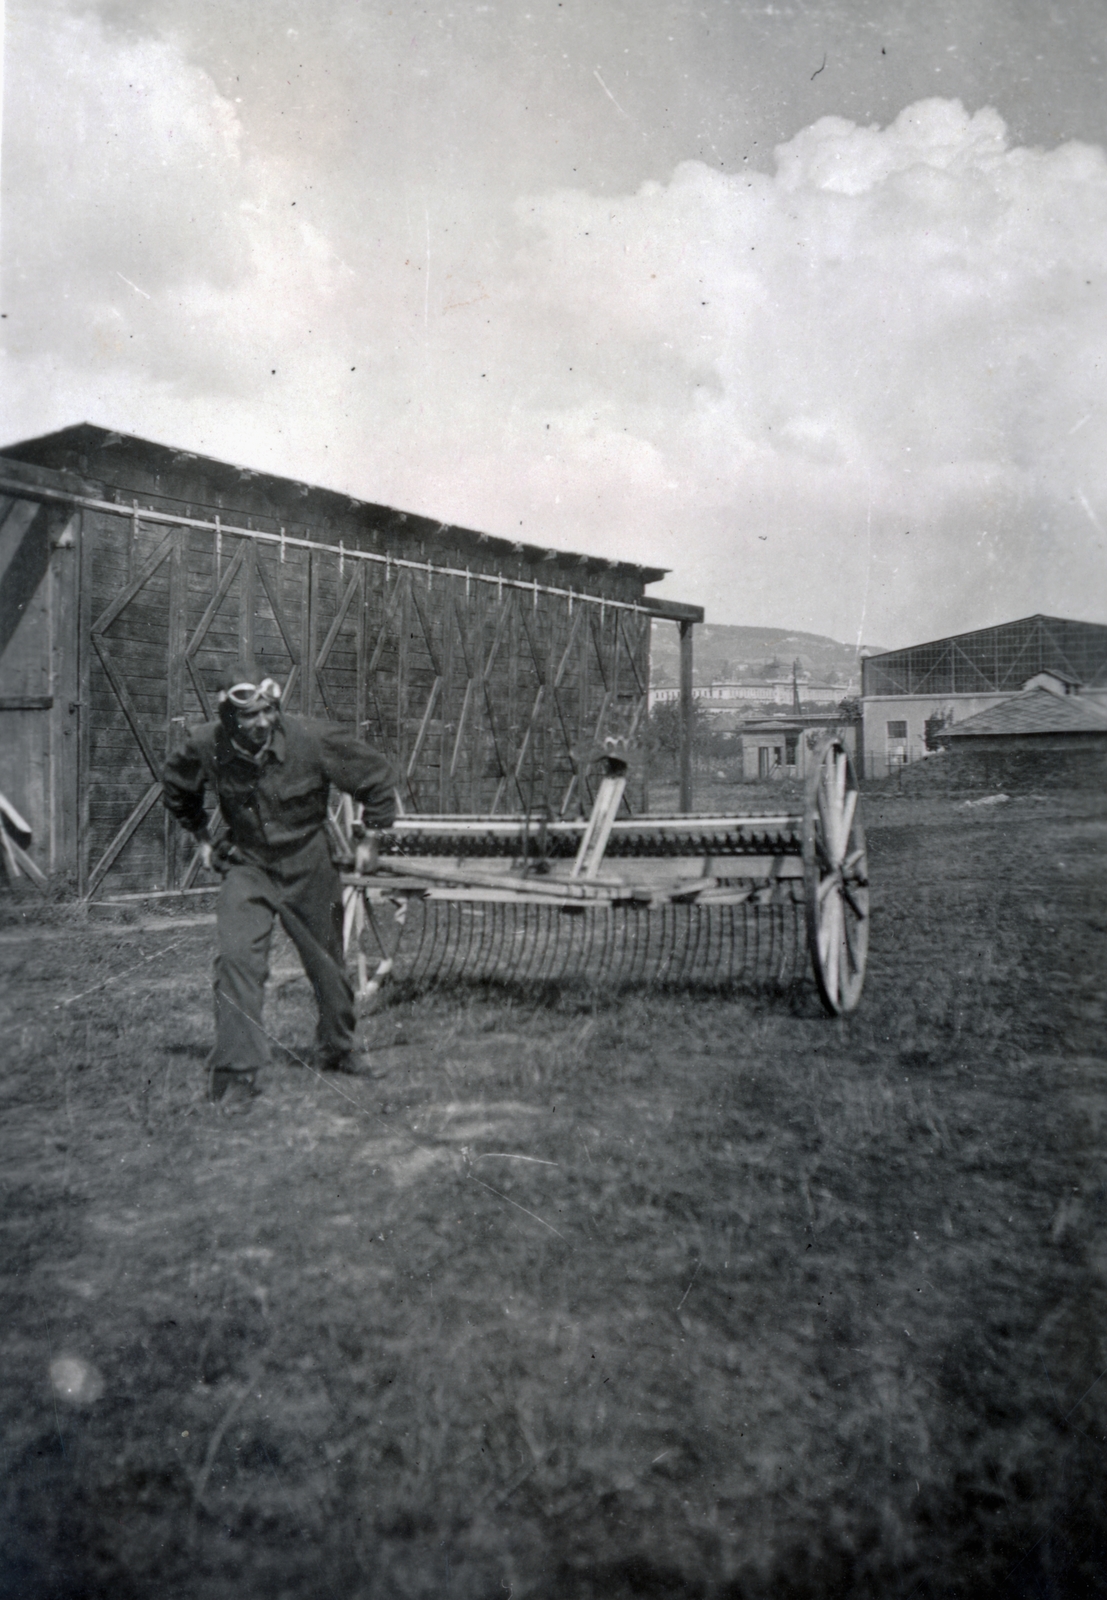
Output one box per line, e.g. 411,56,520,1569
841,882,867,922
815,788,841,867
842,896,864,959
823,892,842,1002
817,910,832,967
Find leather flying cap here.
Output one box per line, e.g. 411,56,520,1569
212,660,283,710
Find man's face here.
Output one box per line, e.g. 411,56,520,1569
234,703,279,751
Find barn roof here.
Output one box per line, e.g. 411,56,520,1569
0,422,669,586
940,688,1107,739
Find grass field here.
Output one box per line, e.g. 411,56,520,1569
2,788,1106,1599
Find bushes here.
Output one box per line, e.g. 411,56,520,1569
647,703,741,780
873,744,1107,796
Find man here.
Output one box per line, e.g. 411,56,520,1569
162,662,397,1107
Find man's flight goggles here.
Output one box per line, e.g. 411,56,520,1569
219,678,282,712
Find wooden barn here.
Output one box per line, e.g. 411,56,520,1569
0,425,701,898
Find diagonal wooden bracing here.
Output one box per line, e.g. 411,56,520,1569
314,565,362,719
404,581,445,801
253,546,303,707
74,507,650,895
85,528,179,892
183,542,248,719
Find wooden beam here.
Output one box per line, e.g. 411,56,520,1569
51,513,81,878
0,500,51,658
85,780,163,898
91,634,162,780
405,676,443,779
165,528,187,889
3,831,49,890
89,528,174,635
77,513,92,898
570,772,626,880
679,618,694,814
638,597,705,624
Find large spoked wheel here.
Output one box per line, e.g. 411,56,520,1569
803,738,869,1015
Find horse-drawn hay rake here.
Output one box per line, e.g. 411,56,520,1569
340,737,869,1015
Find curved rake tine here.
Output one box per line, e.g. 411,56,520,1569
495,899,514,982
662,906,677,987
764,895,776,987
517,904,542,987
456,899,480,981
429,901,450,985
431,902,453,986
685,901,704,982
593,901,613,982
467,899,487,982
544,903,565,982
436,902,458,987
572,909,589,982
578,907,599,984
710,902,726,985
407,897,433,985
633,905,650,986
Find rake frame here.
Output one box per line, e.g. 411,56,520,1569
340,737,869,1014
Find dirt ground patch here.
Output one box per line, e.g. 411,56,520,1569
2,792,1106,1599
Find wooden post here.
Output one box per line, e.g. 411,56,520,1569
306,550,318,718
50,511,80,879
165,528,186,888
77,512,92,898
240,538,255,664
679,618,694,814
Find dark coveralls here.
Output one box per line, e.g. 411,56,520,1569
162,717,396,1072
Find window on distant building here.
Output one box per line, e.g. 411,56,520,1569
784,734,798,765
886,720,908,740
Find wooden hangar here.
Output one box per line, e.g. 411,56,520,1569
0,424,702,897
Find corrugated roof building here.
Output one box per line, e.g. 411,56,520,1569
859,615,1107,778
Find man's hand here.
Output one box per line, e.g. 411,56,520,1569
355,833,380,874
197,838,215,872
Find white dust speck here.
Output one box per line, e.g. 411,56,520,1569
50,1357,104,1405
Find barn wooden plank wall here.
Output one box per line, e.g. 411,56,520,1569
0,493,79,879
79,504,652,896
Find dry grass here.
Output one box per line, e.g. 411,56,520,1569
1,790,1106,1598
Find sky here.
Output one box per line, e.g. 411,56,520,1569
1,0,1106,649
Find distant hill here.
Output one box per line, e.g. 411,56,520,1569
649,624,884,689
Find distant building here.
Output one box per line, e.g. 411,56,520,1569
736,714,858,781
860,615,1107,778
649,678,847,713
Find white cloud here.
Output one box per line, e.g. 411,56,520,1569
2,18,1106,649
484,99,1107,641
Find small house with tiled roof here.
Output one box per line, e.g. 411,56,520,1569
934,685,1107,748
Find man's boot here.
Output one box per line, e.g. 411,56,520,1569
313,1050,386,1080
208,1066,262,1108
